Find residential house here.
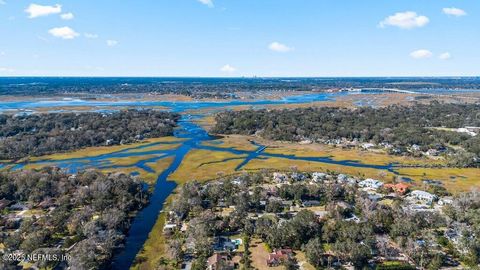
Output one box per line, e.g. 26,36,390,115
207,253,235,270
290,172,306,182
384,183,410,195
411,144,421,151
365,190,384,201
337,174,348,183
313,210,328,219
302,200,321,207
358,179,384,190
311,172,327,183
345,215,361,223
213,237,238,252
438,197,453,206
163,223,177,233
266,249,293,267
362,143,375,150
409,190,438,204
273,173,288,183
426,149,439,156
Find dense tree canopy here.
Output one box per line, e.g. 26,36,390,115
212,102,480,166
0,168,148,269
0,110,180,160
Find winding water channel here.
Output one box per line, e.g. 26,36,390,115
1,91,403,269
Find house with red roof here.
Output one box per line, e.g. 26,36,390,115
266,248,293,267
384,183,410,195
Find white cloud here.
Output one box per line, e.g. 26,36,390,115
443,7,467,17
106,40,118,47
197,0,213,8
60,12,74,20
439,52,452,60
25,4,62,18
48,26,79,39
0,67,14,73
410,49,433,59
379,11,429,29
0,1,6,5
220,64,236,73
0,51,5,56
268,42,293,53
84,33,99,39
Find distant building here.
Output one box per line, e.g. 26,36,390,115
273,172,288,183
337,174,348,183
411,144,421,151
365,190,384,201
426,149,439,156
302,200,321,207
358,179,384,190
384,183,410,195
409,190,437,204
438,197,453,206
163,223,177,233
345,213,361,223
361,143,375,150
266,249,293,267
290,172,306,181
312,172,327,182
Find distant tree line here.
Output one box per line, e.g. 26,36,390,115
0,168,148,269
211,102,480,167
0,110,180,160
2,77,480,97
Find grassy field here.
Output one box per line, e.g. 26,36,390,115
27,137,182,161
103,156,174,184
396,167,480,193
262,141,441,167
107,155,158,166
126,142,182,153
202,135,259,151
169,149,248,183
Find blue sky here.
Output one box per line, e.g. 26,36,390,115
0,0,479,77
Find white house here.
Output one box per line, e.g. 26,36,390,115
438,197,453,206
337,174,348,183
163,223,177,233
410,190,437,204
411,144,421,151
312,172,327,182
365,190,384,201
361,143,375,150
291,172,306,181
273,172,288,183
358,179,384,190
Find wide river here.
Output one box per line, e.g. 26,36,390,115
1,91,403,269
